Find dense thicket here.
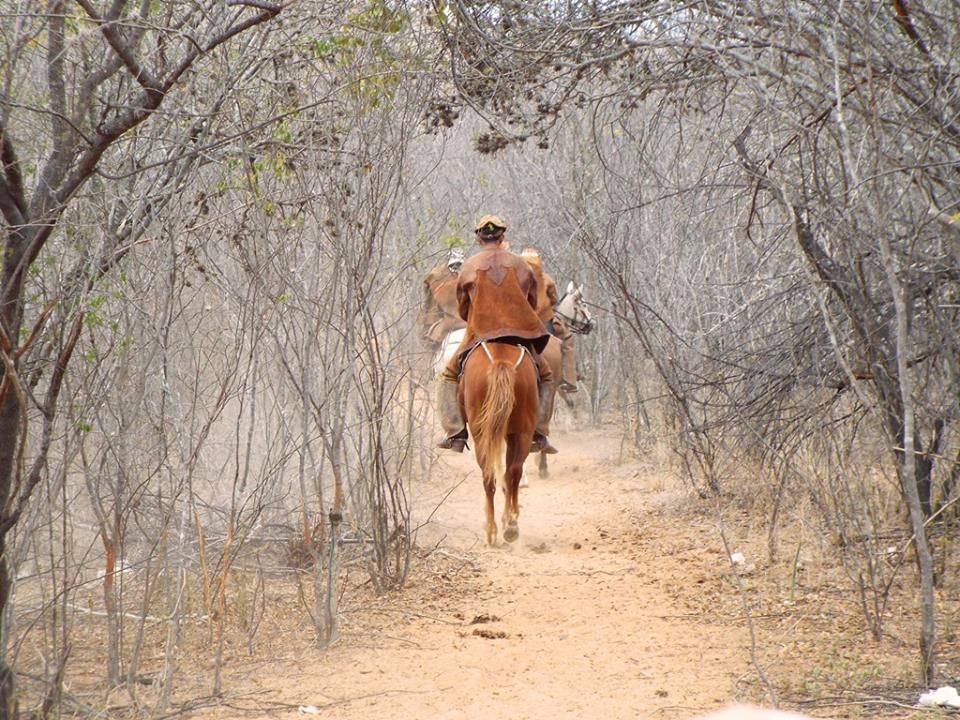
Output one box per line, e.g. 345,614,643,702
1,1,958,714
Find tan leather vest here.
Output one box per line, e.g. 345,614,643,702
457,246,549,353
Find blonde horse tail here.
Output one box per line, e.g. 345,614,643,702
474,359,516,483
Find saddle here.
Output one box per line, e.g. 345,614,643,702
455,337,546,384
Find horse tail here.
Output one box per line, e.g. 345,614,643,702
474,359,516,483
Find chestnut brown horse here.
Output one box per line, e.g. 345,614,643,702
460,340,538,545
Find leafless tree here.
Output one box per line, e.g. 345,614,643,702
0,1,285,713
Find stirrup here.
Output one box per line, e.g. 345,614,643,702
558,381,578,393
437,431,468,453
531,434,558,455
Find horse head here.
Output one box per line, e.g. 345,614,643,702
555,281,595,335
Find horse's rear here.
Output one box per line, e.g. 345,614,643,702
461,342,538,545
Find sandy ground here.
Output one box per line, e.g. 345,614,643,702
178,412,768,720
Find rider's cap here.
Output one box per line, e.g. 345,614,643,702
474,214,507,234
447,248,465,269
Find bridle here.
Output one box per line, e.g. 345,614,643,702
562,310,595,335
556,290,595,335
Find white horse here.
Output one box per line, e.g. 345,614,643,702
434,327,466,377
555,281,595,336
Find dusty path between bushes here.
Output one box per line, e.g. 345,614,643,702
189,419,754,720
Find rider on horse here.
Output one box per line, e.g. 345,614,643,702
418,248,466,350
436,214,559,455
520,248,579,393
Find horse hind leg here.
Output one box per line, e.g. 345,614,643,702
501,442,525,543
483,473,498,545
501,478,520,543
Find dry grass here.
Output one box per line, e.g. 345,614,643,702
661,488,960,718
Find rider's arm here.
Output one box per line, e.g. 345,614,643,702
525,269,540,311
456,275,473,322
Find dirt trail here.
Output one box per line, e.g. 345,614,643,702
194,420,752,719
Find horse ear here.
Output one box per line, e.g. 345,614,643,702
577,283,584,295
566,280,575,294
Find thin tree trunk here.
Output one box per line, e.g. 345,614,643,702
881,242,936,683
321,510,341,648
102,532,120,686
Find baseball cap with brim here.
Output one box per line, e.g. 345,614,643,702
475,215,507,233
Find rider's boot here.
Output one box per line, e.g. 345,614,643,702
436,379,468,452
531,380,558,454
558,327,578,393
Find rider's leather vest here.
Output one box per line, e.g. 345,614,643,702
422,267,457,313
457,246,550,354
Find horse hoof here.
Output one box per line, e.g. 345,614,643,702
503,525,519,543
